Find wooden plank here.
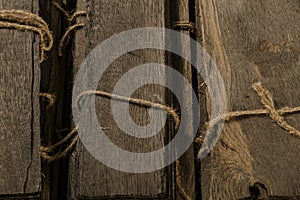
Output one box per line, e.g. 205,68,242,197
170,0,196,199
196,0,300,199
69,0,198,199
0,0,41,197
70,0,171,199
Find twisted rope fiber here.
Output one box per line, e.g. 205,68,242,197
38,93,56,107
40,126,79,162
58,23,85,56
173,21,196,33
252,82,300,138
196,82,300,143
0,10,53,62
76,90,181,130
42,81,300,161
41,91,180,161
51,0,86,56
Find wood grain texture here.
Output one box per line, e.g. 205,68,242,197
70,0,175,199
170,0,196,199
0,0,41,196
197,0,300,199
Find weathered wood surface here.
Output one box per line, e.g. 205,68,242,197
171,0,196,199
197,0,300,199
70,0,197,199
0,0,41,197
70,0,171,199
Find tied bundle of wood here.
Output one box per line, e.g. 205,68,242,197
0,10,53,62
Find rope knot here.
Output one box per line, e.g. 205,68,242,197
252,82,300,138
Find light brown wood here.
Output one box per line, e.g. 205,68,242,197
197,0,300,199
0,0,41,197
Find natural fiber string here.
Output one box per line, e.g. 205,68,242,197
173,21,196,33
252,82,300,138
40,125,79,162
40,1,86,162
51,0,87,22
69,11,87,22
41,125,111,161
51,0,86,56
51,1,71,19
42,81,300,162
76,90,180,130
58,23,85,56
38,93,56,107
196,82,300,143
41,125,78,153
0,10,53,62
41,135,79,162
41,90,180,161
176,160,193,200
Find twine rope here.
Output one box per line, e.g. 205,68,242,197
76,90,180,130
58,23,85,56
41,135,79,162
173,21,196,33
41,125,111,161
196,82,300,143
40,126,79,162
0,10,53,62
176,160,193,200
38,93,56,107
51,0,86,56
252,82,300,138
41,82,300,162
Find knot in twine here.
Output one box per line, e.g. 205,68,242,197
0,10,53,63
198,82,300,142
252,82,300,138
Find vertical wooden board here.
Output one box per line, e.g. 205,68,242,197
197,0,300,199
170,0,196,199
70,0,175,199
0,0,41,197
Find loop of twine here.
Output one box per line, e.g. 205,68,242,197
51,0,86,56
40,125,79,162
0,10,53,62
173,21,196,33
58,23,85,56
40,1,87,161
38,93,56,107
41,90,180,161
